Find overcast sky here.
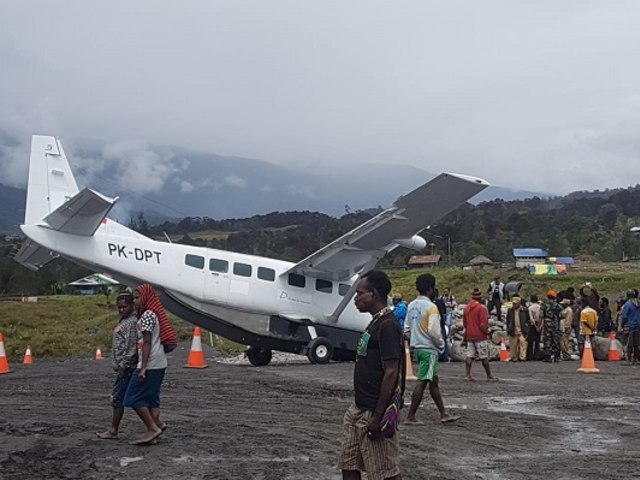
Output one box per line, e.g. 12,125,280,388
1,1,640,196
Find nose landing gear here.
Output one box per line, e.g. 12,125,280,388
306,337,334,364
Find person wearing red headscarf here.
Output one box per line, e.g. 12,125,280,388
135,284,177,351
122,284,169,445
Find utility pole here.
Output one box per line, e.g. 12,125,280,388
424,227,452,266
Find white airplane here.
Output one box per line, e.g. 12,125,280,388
15,135,489,366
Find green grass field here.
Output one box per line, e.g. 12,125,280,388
0,295,242,361
2,266,640,359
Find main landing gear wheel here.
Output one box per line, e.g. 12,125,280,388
247,347,272,366
307,337,334,364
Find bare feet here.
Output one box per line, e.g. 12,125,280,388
464,376,476,382
486,377,499,382
440,414,460,424
96,430,118,439
128,429,162,445
157,422,168,432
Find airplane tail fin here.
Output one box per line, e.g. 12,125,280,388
25,135,80,226
16,135,118,271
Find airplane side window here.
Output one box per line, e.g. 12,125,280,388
338,283,351,296
209,258,229,273
288,273,306,288
233,262,252,277
257,267,275,282
316,279,332,294
185,254,205,269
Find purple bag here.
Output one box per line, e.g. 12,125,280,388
379,386,402,438
376,318,405,439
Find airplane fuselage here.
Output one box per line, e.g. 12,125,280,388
21,219,371,336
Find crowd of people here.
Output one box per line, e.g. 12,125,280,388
339,270,640,479
483,273,640,364
94,272,640,478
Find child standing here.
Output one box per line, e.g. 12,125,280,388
97,292,138,439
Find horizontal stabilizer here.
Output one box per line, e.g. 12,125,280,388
12,239,59,271
43,188,117,236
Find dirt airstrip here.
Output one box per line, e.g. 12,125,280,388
1,344,640,479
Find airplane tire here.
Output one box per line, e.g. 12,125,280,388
307,337,334,364
247,347,272,367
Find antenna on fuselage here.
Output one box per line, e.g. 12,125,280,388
163,232,172,243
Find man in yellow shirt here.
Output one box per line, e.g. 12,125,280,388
579,297,598,357
560,299,574,360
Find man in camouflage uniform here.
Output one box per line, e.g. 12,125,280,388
542,290,563,362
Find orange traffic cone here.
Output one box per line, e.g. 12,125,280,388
578,337,600,373
0,332,12,374
499,338,510,362
95,348,104,360
185,327,207,368
608,333,621,362
404,341,417,381
23,345,33,365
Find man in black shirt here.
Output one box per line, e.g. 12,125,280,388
339,270,403,480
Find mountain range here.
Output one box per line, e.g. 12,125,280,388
0,144,545,234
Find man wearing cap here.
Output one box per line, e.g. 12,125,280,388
506,297,530,362
542,290,563,362
560,298,574,360
463,288,498,381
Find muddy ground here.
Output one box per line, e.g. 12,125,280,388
2,345,640,480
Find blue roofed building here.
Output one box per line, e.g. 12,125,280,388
513,248,549,269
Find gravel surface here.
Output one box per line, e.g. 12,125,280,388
1,343,640,479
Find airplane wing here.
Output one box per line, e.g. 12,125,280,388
12,239,59,271
43,188,117,236
282,173,489,282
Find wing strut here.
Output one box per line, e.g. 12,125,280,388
325,257,380,323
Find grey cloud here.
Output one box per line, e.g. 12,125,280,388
180,180,195,193
1,1,640,197
286,185,317,199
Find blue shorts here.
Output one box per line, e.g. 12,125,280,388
123,368,166,409
112,368,135,408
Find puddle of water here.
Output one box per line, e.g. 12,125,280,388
485,395,619,455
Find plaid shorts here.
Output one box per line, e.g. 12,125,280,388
338,404,400,480
466,340,489,360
